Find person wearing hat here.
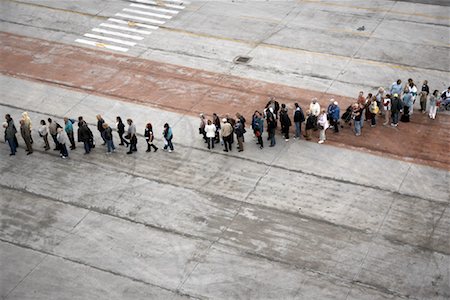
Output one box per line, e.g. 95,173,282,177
221,118,233,152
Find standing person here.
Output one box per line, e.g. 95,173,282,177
4,114,17,156
235,113,246,142
64,117,76,150
279,107,291,141
19,119,33,155
364,93,374,123
212,113,221,143
293,102,305,139
56,127,69,159
265,96,280,129
96,114,106,145
304,110,314,140
253,111,264,149
401,87,412,123
78,120,93,154
102,123,115,154
375,87,385,114
407,79,417,115
317,109,329,144
267,108,276,147
38,119,50,151
116,116,128,147
309,98,321,129
390,79,403,97
226,113,236,146
126,119,137,154
234,119,245,152
383,94,391,126
21,112,33,144
352,103,363,136
428,90,439,119
368,98,379,127
330,101,340,133
199,113,207,143
419,80,429,113
221,118,233,152
205,119,216,150
144,123,158,152
390,94,403,127
162,123,174,152
48,118,60,150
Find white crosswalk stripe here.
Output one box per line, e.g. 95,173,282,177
129,3,179,14
115,13,166,25
75,39,129,52
122,8,172,19
107,18,159,30
75,0,187,52
92,28,144,40
130,0,185,10
99,23,152,35
83,33,137,46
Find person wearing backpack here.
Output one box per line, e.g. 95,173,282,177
144,123,158,152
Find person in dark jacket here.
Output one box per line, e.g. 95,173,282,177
279,107,292,141
234,119,245,152
96,114,106,145
163,123,174,152
116,116,128,146
102,123,115,154
212,113,221,143
19,119,33,155
390,93,403,127
4,114,18,156
267,108,276,147
144,123,158,152
293,103,305,139
329,101,340,133
252,111,264,149
304,110,315,140
78,120,93,154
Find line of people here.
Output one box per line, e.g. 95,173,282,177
3,113,175,157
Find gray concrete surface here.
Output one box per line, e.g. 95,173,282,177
1,0,449,96
1,76,449,299
1,0,450,299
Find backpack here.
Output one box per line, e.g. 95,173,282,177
370,102,379,114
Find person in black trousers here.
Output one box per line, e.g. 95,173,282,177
116,116,128,146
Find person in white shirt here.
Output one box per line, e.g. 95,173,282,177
204,119,216,150
38,119,50,151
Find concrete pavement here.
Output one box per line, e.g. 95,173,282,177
1,76,449,299
1,0,449,299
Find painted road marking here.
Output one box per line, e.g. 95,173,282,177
115,13,166,25
75,39,129,52
123,8,173,19
99,23,152,35
129,3,179,14
92,28,145,40
76,0,187,52
130,0,185,10
107,18,159,30
83,33,137,46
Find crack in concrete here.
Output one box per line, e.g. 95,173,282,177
0,239,200,300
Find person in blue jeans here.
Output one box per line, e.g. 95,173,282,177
102,123,115,154
163,123,174,152
293,103,305,138
352,103,363,136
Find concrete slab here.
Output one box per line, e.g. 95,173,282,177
0,241,46,298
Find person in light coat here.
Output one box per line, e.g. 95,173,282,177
317,109,329,144
56,127,69,158
38,119,50,151
204,119,216,150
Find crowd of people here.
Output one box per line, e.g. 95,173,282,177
3,80,449,158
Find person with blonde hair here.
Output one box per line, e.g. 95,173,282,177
19,119,33,155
